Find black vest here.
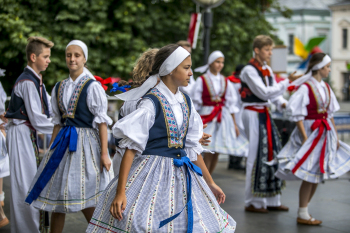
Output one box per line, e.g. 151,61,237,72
240,64,273,103
54,77,95,128
142,88,192,159
6,68,50,120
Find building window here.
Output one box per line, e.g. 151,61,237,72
288,34,294,54
343,28,348,49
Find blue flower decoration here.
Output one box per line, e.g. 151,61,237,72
110,82,131,93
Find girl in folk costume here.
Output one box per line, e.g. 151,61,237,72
25,40,112,233
275,53,350,225
87,44,236,232
112,48,159,175
0,70,9,228
192,51,248,174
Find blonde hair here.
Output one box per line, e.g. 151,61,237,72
176,40,191,48
253,35,274,50
26,36,54,62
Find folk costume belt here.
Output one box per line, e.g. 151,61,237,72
201,102,224,125
292,119,331,174
159,156,202,233
245,106,274,161
25,125,78,204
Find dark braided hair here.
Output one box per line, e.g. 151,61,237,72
306,53,326,75
118,44,180,88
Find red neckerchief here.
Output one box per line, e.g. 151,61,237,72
249,58,270,77
227,72,241,83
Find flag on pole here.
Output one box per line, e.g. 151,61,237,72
187,13,201,49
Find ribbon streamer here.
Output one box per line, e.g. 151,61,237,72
159,156,202,233
110,83,131,93
25,126,78,204
94,76,112,91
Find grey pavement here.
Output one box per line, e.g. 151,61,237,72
1,160,350,233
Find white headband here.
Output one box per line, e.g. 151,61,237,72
115,46,190,101
194,50,224,73
66,40,95,80
290,54,331,87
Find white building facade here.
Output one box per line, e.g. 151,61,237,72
329,2,350,101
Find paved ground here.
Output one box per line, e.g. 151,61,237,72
1,161,349,233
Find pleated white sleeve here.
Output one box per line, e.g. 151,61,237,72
286,85,309,122
184,99,204,161
14,81,54,134
50,83,62,126
87,82,113,129
328,87,340,118
192,77,204,111
225,81,240,114
112,99,155,154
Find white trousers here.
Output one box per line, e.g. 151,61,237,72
242,109,281,209
7,124,39,233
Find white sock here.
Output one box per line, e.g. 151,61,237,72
0,192,4,201
298,207,311,220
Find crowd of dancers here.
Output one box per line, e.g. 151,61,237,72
0,34,349,232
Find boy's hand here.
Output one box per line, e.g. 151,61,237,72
288,71,303,82
101,153,111,171
110,193,127,220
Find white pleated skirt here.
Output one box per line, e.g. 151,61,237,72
87,154,236,233
276,119,350,183
28,128,112,213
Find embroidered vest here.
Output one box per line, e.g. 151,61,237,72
6,68,50,120
240,64,273,103
200,74,227,106
54,75,95,128
304,81,331,120
142,88,192,159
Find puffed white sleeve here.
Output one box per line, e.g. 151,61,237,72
87,82,113,129
192,77,204,111
184,99,204,161
286,85,309,122
328,88,340,118
50,83,62,126
224,81,239,114
112,98,155,154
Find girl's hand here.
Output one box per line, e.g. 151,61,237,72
302,137,308,145
337,140,340,150
101,153,111,171
235,125,240,137
199,132,211,146
207,183,226,205
110,193,127,220
0,114,7,123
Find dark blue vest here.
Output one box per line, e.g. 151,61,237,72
54,76,95,128
142,88,192,159
241,64,273,103
5,68,50,120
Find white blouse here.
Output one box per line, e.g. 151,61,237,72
51,72,113,129
240,64,288,109
9,66,54,134
0,82,6,116
287,77,340,122
113,81,204,161
192,70,239,114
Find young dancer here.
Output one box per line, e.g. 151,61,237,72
87,44,236,232
193,51,248,174
25,40,112,233
0,70,9,228
5,37,54,233
275,53,350,225
240,35,302,213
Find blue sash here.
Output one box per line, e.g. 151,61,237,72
159,155,202,233
25,126,78,204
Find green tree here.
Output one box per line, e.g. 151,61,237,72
0,0,290,95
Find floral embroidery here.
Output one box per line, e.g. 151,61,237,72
58,75,92,119
168,162,176,233
202,74,226,102
307,79,330,113
149,88,190,148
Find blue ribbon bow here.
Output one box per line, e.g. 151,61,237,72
159,156,202,233
110,82,131,93
25,126,78,204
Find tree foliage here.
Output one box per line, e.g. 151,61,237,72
0,0,289,94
